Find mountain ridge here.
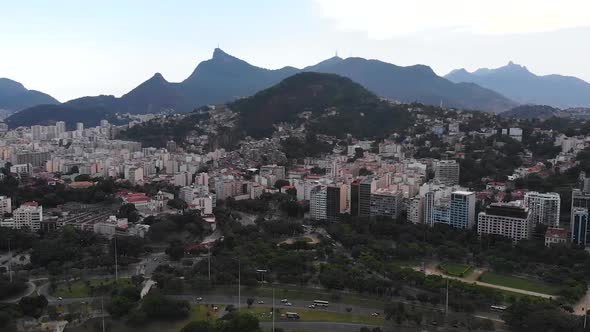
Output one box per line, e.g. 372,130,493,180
445,62,590,108
0,78,59,112
7,48,518,127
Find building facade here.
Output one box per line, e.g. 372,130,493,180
310,185,327,221
477,202,533,242
449,191,476,229
12,202,43,231
434,160,460,185
524,191,560,227
370,189,403,219
571,208,589,246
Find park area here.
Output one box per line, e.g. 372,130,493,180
53,278,131,298
439,263,473,278
478,272,560,295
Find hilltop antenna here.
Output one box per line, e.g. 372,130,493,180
335,50,338,57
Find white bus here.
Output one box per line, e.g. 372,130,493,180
490,305,507,312
313,300,329,307
285,312,300,320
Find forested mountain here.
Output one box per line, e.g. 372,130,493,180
500,105,561,120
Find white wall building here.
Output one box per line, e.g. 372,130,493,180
12,202,43,231
524,192,561,227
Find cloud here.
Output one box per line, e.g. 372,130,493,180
314,0,590,38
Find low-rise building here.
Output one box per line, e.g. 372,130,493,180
544,227,568,247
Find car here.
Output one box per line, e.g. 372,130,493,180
196,297,203,302
285,302,293,306
58,297,63,300
308,304,316,309
371,312,380,317
257,301,265,304
281,299,288,303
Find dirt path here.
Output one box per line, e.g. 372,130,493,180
574,288,590,315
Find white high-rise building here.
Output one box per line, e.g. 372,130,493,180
0,196,12,215
524,192,561,227
310,185,327,221
31,125,43,140
434,160,460,185
55,121,66,135
478,202,533,243
76,122,84,132
12,202,43,231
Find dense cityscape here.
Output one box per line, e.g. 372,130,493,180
2,2,590,332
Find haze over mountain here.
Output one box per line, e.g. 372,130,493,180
446,62,590,108
6,48,518,127
0,78,59,112
306,56,516,113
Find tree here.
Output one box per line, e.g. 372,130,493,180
221,312,261,332
181,321,213,332
140,291,190,321
285,187,297,199
358,168,373,176
247,298,254,308
166,241,185,261
168,198,188,210
18,295,48,318
117,203,139,223
107,295,135,318
274,179,290,190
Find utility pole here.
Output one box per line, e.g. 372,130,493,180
208,246,211,282
101,296,106,332
445,279,449,316
584,306,587,329
7,239,12,283
272,288,275,332
114,236,119,282
238,258,241,312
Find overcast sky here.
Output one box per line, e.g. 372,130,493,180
1,0,589,101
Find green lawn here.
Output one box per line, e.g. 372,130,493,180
53,278,130,298
242,306,383,325
478,272,559,295
440,263,473,278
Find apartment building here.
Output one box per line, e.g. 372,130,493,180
477,202,533,242
524,191,560,227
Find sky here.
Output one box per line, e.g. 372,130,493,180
1,0,589,101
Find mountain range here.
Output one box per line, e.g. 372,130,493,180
0,78,59,112
446,62,590,108
5,49,519,128
122,72,414,144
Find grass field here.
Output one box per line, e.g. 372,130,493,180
478,272,559,295
439,263,473,278
53,278,130,298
